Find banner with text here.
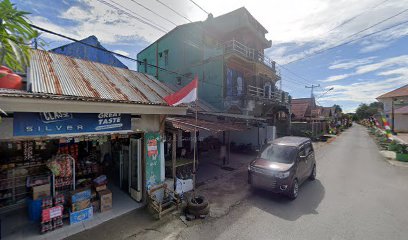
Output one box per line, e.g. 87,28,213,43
13,112,131,137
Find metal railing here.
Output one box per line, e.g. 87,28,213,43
247,85,289,104
223,40,278,73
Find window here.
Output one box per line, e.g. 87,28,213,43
143,58,147,72
304,143,312,155
164,50,169,67
260,145,297,163
264,83,271,99
226,68,244,97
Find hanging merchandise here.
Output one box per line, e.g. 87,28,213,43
47,154,73,178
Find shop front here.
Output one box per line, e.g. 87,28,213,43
0,111,169,239
0,49,186,239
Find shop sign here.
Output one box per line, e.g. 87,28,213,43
13,112,131,137
42,205,63,222
145,132,161,190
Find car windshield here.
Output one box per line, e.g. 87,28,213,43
260,144,297,164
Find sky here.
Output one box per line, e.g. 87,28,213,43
14,0,408,113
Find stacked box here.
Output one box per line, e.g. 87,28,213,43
98,189,112,212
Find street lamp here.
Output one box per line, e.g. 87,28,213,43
316,87,334,100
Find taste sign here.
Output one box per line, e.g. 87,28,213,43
13,112,131,137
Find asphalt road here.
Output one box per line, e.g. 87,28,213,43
178,125,408,240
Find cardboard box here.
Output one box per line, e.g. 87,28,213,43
71,188,91,203
72,199,91,212
98,189,112,212
33,183,50,200
70,206,93,224
42,205,63,223
95,184,106,192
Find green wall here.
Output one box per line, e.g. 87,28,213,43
137,23,225,110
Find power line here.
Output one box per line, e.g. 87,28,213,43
328,0,391,33
128,0,178,26
155,0,192,23
276,63,310,85
285,8,408,65
188,0,209,15
29,24,228,89
95,0,168,33
109,0,170,32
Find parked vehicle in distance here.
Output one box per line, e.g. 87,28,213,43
248,136,316,199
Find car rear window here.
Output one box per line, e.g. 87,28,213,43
260,144,297,163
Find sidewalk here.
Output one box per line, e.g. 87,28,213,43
196,151,255,185
69,139,333,240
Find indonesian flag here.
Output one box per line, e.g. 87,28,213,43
164,76,198,106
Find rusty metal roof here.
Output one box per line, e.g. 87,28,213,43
28,50,176,105
166,117,249,132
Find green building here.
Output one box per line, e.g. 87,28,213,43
137,7,290,129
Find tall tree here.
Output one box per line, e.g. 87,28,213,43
0,0,37,71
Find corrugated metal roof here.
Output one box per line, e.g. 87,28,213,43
166,117,249,132
28,50,176,105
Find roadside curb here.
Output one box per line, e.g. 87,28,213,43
384,158,408,168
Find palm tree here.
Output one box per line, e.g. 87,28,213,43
0,0,37,118
0,0,37,71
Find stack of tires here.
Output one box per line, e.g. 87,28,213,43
186,195,210,219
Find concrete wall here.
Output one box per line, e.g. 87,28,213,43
132,115,161,132
380,96,408,114
395,114,408,132
228,126,276,147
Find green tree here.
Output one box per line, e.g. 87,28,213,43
333,104,342,113
355,102,382,120
0,0,37,71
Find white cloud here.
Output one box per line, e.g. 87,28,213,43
329,57,376,70
113,50,130,56
319,54,408,103
355,55,408,75
320,73,352,82
359,42,390,53
321,55,408,84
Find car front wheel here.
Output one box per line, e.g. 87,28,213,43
288,179,299,200
309,165,316,181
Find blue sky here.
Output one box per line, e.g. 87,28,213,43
14,0,408,112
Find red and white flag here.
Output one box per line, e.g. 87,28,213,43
164,76,198,106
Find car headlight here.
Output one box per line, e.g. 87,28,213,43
274,171,290,178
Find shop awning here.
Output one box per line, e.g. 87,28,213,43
166,117,249,133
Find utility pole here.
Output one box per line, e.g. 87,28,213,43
305,84,320,99
305,84,320,139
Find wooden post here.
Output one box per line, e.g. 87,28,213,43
172,132,177,191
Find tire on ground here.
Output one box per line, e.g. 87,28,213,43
187,204,210,216
187,195,209,210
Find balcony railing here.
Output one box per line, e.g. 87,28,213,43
247,85,289,104
223,40,278,74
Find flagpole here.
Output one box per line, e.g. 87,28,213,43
193,98,198,195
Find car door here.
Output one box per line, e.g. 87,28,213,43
304,142,314,177
297,145,307,181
